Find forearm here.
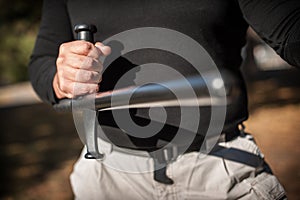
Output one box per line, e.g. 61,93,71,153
28,0,73,104
238,0,300,67
29,55,58,104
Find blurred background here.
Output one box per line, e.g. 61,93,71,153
0,1,299,199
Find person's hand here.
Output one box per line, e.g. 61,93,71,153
53,41,111,99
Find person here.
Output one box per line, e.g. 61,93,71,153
29,0,299,199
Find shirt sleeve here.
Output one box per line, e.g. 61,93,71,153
238,0,300,67
28,0,73,104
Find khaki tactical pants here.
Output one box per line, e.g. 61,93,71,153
70,133,286,200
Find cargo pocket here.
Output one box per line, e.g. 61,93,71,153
219,135,266,183
247,172,287,200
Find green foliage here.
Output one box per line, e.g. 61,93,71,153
0,0,43,85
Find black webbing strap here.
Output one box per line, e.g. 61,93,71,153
150,150,174,185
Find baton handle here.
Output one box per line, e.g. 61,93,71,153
53,24,97,112
74,24,97,42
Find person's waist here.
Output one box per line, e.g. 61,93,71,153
94,124,242,185
97,124,241,156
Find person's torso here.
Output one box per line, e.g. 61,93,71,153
66,0,249,149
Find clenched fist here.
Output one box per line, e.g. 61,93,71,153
53,40,111,99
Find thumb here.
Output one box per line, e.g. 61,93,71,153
95,42,111,56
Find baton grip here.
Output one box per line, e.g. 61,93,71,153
53,98,72,112
53,24,97,112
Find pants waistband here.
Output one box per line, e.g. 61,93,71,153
94,125,241,161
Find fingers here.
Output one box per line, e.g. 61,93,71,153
57,65,102,84
59,41,99,59
59,41,111,58
57,79,100,99
54,40,111,99
57,54,103,72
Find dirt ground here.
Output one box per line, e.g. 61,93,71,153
0,68,299,200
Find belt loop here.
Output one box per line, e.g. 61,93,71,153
224,124,241,141
238,123,246,137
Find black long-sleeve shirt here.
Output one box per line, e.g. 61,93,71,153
29,0,300,146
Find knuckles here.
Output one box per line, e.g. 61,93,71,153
82,71,94,82
57,77,68,92
80,42,92,52
81,57,94,68
59,43,68,54
59,41,93,55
